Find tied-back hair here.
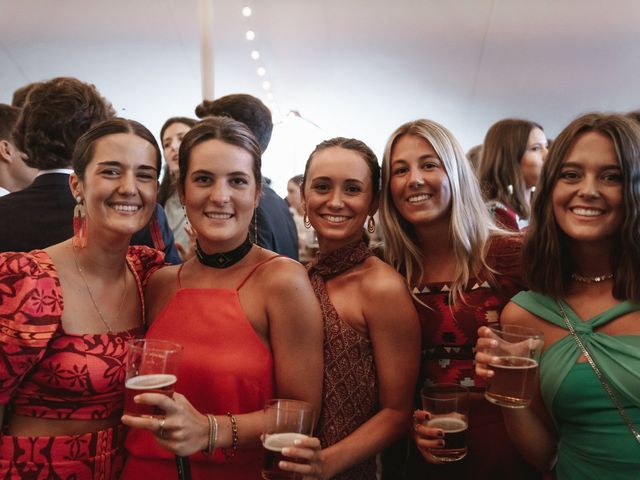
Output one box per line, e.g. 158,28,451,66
524,112,640,302
301,137,380,198
380,119,505,304
72,118,162,179
478,118,543,220
178,116,262,191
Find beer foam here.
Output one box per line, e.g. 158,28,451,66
426,416,467,433
125,373,177,390
263,432,308,452
489,356,538,369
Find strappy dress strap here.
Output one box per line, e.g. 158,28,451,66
176,263,187,290
236,255,283,290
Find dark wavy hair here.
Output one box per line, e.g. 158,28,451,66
0,104,20,142
13,77,115,169
178,116,262,192
11,81,44,108
523,112,640,301
195,94,272,153
72,118,162,180
302,137,381,199
478,118,543,220
158,116,197,206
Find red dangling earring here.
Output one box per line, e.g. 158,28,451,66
72,196,87,248
149,209,165,251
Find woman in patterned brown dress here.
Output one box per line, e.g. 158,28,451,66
300,137,421,479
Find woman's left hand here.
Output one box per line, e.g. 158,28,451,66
121,392,208,457
278,435,325,479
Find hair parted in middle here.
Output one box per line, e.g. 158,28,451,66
523,112,640,302
177,116,262,193
301,136,380,199
380,119,505,304
158,116,197,205
478,118,543,220
72,117,162,180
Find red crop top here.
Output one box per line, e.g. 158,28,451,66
0,246,164,420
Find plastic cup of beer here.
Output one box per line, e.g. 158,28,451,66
421,384,469,462
124,339,182,418
484,324,544,408
261,399,316,480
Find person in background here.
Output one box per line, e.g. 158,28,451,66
0,104,36,196
121,117,323,479
476,113,640,479
11,81,44,108
466,144,482,174
158,116,197,260
0,118,165,478
0,77,180,263
478,119,548,231
195,93,299,260
286,173,316,263
379,119,538,479
300,137,420,479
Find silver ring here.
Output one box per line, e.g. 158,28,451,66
158,417,166,438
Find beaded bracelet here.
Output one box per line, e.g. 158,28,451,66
202,414,218,455
222,412,238,462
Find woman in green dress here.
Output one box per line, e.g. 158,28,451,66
475,113,640,479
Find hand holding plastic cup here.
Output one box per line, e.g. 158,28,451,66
421,384,469,462
484,324,544,408
262,399,316,480
124,339,182,418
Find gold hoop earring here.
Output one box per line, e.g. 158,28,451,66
303,213,311,229
367,215,376,234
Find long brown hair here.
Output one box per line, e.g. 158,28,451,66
523,113,640,301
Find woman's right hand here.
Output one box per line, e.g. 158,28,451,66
413,409,446,464
475,326,500,379
278,435,325,479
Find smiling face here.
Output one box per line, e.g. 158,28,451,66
71,133,159,240
389,134,452,231
162,122,191,176
302,146,376,252
181,138,259,252
552,131,624,247
520,127,548,189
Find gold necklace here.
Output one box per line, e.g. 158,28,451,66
571,272,614,284
72,249,128,334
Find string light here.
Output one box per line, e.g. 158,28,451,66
245,30,255,41
262,80,271,91
251,50,260,60
242,6,252,17
257,67,266,76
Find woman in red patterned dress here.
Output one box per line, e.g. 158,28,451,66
0,118,165,479
379,119,539,479
300,137,421,479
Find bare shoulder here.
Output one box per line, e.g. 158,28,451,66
252,253,311,293
358,256,409,297
500,301,545,330
146,264,180,298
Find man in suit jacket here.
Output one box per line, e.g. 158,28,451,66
0,77,179,263
195,94,299,260
0,104,36,197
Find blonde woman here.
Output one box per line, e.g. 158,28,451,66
379,119,537,479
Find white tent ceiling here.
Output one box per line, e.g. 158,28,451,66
2,0,639,195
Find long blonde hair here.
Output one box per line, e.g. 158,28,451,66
380,119,504,304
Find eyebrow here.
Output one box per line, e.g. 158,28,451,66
96,160,157,172
391,154,440,164
561,161,621,169
311,176,365,184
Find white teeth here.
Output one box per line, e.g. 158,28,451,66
205,213,232,219
408,194,432,203
324,215,349,223
571,207,602,217
111,204,140,212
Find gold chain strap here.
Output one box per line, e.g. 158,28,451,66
556,300,640,445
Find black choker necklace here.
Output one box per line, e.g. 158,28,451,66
195,235,253,268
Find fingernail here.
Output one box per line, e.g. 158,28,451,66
490,340,498,347
437,431,444,438
293,439,302,446
279,461,288,468
282,448,290,456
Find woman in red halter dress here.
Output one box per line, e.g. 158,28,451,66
0,118,165,479
121,117,324,479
